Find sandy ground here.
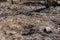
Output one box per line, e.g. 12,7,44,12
0,2,60,40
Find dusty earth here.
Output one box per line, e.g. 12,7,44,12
0,2,60,40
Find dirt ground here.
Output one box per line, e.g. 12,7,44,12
0,2,60,40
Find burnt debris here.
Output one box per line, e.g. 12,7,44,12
22,24,35,36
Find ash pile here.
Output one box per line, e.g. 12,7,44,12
0,2,60,40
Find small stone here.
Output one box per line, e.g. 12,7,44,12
43,27,52,34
